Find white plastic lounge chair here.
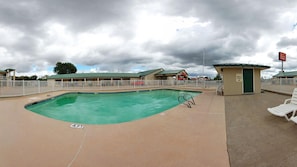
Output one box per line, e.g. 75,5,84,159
291,115,297,123
268,88,297,121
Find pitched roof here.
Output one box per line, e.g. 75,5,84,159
0,69,15,73
156,69,186,75
138,68,163,76
47,72,140,79
47,68,187,80
273,71,297,78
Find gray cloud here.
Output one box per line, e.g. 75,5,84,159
165,0,293,31
1,0,297,78
277,37,297,48
40,0,135,32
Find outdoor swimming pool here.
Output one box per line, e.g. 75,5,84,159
25,89,200,124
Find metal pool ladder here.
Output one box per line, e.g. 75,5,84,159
178,93,195,108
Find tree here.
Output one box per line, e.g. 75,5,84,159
53,62,77,74
30,75,38,80
15,75,38,80
214,73,222,80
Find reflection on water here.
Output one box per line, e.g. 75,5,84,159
26,90,200,124
55,94,78,106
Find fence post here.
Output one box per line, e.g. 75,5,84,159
22,80,25,96
38,80,41,93
52,81,55,91
279,77,283,90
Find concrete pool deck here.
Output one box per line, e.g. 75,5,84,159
225,91,297,166
0,89,229,167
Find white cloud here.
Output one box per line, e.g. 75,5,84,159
1,0,297,78
133,12,207,44
0,25,24,45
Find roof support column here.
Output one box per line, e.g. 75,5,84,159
13,70,15,87
120,78,123,88
70,78,73,88
6,71,9,87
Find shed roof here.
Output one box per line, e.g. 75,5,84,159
213,63,270,73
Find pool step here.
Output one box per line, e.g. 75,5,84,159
178,93,195,108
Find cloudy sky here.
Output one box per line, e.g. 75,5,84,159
1,0,297,78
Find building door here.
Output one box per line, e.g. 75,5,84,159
243,69,254,93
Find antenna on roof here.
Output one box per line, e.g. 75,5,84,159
202,48,205,77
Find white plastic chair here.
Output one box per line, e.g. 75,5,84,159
268,88,297,121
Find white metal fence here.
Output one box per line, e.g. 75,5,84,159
261,78,297,94
2,78,295,97
0,80,221,97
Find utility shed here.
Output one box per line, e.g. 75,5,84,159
213,63,270,95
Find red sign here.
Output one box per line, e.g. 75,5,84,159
279,52,286,61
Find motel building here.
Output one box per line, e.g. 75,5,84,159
47,68,189,86
213,63,270,95
272,71,297,85
0,69,16,85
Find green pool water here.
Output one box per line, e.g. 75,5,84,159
26,89,200,124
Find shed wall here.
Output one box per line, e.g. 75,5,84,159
223,68,243,95
254,69,261,94
222,68,262,95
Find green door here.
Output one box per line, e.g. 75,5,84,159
243,69,253,93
